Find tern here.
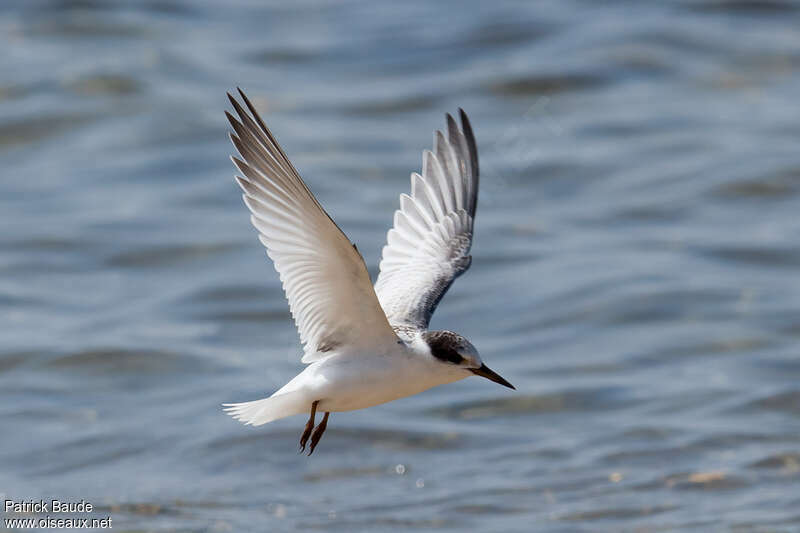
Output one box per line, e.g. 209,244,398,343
223,89,514,455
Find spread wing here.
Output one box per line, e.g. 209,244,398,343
226,89,398,363
374,110,479,330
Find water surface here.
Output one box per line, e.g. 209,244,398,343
2,1,800,531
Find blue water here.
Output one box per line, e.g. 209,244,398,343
2,1,800,531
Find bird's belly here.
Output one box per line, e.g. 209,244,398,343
320,381,418,412
312,356,460,412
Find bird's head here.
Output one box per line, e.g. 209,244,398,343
422,330,515,389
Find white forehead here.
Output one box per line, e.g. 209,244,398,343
460,340,479,358
459,339,481,367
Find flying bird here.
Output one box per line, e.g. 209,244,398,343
223,89,514,455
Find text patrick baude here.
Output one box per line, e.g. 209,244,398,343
5,499,94,513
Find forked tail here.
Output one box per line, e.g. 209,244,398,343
223,391,305,426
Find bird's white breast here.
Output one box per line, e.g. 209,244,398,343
287,342,468,413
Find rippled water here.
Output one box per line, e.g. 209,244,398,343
2,0,800,531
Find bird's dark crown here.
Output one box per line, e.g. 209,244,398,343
422,330,468,364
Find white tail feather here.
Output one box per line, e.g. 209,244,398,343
223,391,304,426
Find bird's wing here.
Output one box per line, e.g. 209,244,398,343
374,110,479,330
226,89,398,363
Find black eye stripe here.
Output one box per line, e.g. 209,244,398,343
433,346,464,364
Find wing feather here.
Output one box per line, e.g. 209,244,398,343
227,89,397,362
375,110,479,329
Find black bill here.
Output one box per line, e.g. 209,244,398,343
470,363,515,390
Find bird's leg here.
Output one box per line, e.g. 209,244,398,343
307,412,330,456
299,400,318,452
